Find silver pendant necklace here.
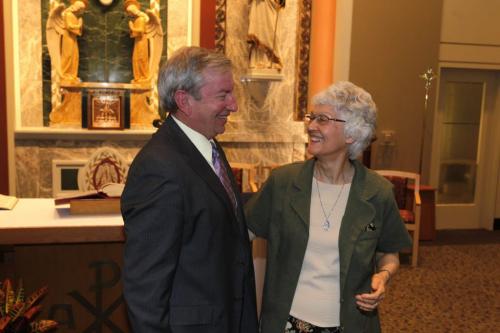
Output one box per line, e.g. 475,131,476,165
315,171,346,231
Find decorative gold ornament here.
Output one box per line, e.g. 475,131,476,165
124,0,141,10
70,0,89,6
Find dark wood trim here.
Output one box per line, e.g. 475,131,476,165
0,226,125,245
441,41,500,48
441,60,500,66
200,0,217,49
0,2,10,194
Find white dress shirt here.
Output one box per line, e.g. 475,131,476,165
171,115,215,171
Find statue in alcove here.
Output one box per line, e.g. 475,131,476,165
124,0,163,84
124,0,164,128
247,0,285,71
47,0,88,83
46,0,89,127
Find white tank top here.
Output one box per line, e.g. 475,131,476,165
289,178,351,327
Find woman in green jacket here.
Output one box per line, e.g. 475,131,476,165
246,81,412,332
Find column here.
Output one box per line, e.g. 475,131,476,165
308,0,336,103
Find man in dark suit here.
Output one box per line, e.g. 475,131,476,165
121,46,258,333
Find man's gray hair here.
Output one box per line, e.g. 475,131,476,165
312,81,377,159
158,46,233,114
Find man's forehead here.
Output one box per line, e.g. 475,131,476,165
199,69,234,89
202,66,232,77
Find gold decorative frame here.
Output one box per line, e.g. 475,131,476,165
215,0,227,53
294,0,312,120
214,0,312,120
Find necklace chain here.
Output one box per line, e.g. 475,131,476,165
315,170,346,231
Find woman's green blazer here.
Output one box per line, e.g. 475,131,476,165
245,159,412,333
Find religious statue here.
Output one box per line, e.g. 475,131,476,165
247,0,285,71
46,0,88,83
124,0,163,84
124,0,164,128
46,0,88,127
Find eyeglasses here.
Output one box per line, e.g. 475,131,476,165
304,113,346,125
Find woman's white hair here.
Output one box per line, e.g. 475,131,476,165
312,81,377,159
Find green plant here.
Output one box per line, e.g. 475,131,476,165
0,279,57,333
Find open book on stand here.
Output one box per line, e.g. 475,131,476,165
54,183,125,214
54,183,125,205
0,194,19,210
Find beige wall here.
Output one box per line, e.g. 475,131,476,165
440,0,500,68
348,0,443,182
441,0,500,45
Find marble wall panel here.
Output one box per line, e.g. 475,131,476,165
15,140,145,198
19,0,43,127
15,139,304,198
223,142,305,166
167,0,189,57
79,2,133,83
15,146,42,198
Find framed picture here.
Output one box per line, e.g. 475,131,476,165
52,159,86,197
87,89,125,130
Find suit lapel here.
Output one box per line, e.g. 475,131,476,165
289,159,315,233
161,116,239,224
338,160,377,295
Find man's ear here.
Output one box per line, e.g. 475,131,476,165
345,136,354,144
174,90,192,117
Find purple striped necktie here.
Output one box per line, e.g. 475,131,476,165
211,141,237,211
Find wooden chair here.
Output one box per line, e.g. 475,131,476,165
375,170,421,267
256,163,281,189
229,162,259,193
